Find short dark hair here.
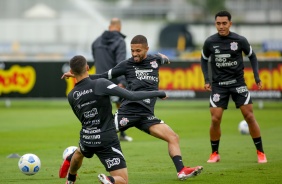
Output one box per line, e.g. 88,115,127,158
215,10,231,21
131,35,148,46
69,55,87,75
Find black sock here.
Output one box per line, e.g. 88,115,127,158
172,155,184,172
108,176,115,184
211,140,220,153
253,137,264,153
67,173,76,182
66,151,75,162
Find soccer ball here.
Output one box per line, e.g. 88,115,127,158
18,153,41,175
238,120,249,135
62,146,77,160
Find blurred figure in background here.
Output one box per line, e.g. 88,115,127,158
200,10,267,164
91,17,133,142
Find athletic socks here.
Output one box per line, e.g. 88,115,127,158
172,155,184,172
67,173,76,182
253,137,264,153
211,140,220,153
108,176,115,183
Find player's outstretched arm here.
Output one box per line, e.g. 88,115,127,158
95,79,167,100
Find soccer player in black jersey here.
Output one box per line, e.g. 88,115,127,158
201,10,267,163
62,35,203,181
91,18,132,142
63,55,167,184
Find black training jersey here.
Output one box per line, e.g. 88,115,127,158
90,54,167,114
201,32,255,84
68,77,166,147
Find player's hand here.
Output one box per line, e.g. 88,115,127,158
118,83,125,89
257,81,262,90
61,71,74,79
159,92,168,100
204,83,212,91
158,52,170,64
161,96,168,100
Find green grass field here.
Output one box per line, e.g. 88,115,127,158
0,99,282,184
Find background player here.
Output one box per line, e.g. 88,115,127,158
200,10,267,163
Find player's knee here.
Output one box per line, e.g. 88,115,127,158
211,116,221,125
243,113,255,123
168,132,179,143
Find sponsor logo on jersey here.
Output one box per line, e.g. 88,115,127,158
134,67,158,82
80,100,96,108
215,54,238,68
150,61,158,68
84,108,98,118
82,134,101,140
119,117,129,126
230,42,238,51
73,89,93,100
83,119,100,125
83,141,101,145
82,128,101,134
212,93,220,102
105,158,120,169
215,49,220,53
236,86,248,93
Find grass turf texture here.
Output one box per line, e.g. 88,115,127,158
0,99,281,184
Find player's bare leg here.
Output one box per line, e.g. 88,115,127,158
207,107,224,163
240,104,261,137
149,123,203,180
240,104,267,163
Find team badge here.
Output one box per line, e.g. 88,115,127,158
230,42,238,51
150,61,158,68
143,98,150,104
119,117,129,126
213,94,220,102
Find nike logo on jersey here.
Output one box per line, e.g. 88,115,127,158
213,46,219,48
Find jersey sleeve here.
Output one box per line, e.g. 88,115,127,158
241,36,252,57
89,60,127,80
94,78,166,100
240,37,261,83
200,39,211,84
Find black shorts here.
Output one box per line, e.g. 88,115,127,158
210,83,252,109
113,110,164,134
79,139,126,172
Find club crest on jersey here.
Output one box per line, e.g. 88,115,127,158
119,117,129,126
150,61,158,68
212,94,220,102
230,42,238,51
143,98,150,104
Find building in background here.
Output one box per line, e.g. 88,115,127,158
0,0,281,61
